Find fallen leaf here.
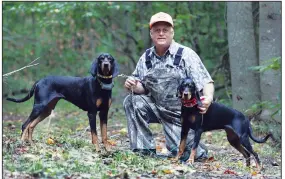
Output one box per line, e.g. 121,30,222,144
15,147,28,154
107,171,113,176
151,170,157,174
251,171,257,176
156,145,162,152
207,156,215,162
107,139,116,146
160,148,169,155
224,169,237,175
47,137,55,145
215,162,221,169
119,128,127,135
162,169,173,174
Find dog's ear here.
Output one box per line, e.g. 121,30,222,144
176,86,181,98
90,59,97,77
176,80,183,98
112,57,119,77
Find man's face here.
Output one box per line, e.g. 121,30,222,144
150,22,174,48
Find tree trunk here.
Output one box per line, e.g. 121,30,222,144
227,2,261,112
259,2,281,121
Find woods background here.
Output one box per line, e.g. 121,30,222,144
3,2,281,142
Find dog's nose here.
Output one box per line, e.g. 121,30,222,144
183,92,189,98
104,63,109,68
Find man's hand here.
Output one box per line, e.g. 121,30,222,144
124,77,138,90
198,96,212,114
124,77,145,94
198,82,214,114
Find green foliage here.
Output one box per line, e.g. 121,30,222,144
245,100,281,118
3,2,229,105
247,56,281,142
249,57,281,72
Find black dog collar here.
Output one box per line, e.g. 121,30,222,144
182,98,197,108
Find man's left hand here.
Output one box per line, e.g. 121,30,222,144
198,96,212,114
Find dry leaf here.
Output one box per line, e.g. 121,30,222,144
107,139,116,146
251,171,257,176
215,162,221,169
224,169,237,175
207,156,215,162
119,128,127,135
162,169,173,174
156,145,162,151
160,148,169,155
47,137,55,145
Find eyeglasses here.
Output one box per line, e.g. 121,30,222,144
151,28,172,34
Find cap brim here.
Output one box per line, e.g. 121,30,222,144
150,21,173,28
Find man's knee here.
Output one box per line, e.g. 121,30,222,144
123,95,132,109
123,95,147,110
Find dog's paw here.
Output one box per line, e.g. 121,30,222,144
187,158,195,165
255,163,263,173
104,144,111,152
95,144,101,152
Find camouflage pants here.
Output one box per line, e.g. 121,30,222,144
123,94,207,159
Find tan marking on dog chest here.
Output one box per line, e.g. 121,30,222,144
191,115,196,123
96,98,102,107
109,99,112,107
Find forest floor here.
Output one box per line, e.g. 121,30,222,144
2,101,282,179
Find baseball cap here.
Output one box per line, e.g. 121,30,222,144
149,12,173,29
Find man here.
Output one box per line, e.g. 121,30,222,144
123,12,214,161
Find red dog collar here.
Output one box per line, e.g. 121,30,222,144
182,98,197,108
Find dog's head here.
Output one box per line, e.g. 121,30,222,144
177,77,196,100
90,53,119,78
177,77,202,107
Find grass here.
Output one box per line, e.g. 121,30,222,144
3,99,282,178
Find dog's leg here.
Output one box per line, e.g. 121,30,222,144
177,136,188,161
241,136,262,171
99,110,111,152
228,138,251,167
176,117,191,161
226,128,251,167
27,109,52,142
21,105,44,141
88,112,100,152
188,128,203,164
21,123,32,141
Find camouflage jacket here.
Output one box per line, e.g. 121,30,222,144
132,40,213,92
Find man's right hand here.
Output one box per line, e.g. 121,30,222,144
124,77,145,94
124,77,138,90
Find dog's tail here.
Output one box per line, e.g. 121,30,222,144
6,81,38,103
249,125,272,143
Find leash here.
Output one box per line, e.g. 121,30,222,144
116,74,137,122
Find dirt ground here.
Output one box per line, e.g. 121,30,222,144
2,112,282,179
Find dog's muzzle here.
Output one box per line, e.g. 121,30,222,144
101,62,111,75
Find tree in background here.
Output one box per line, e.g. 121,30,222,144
227,2,261,112
258,2,281,122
